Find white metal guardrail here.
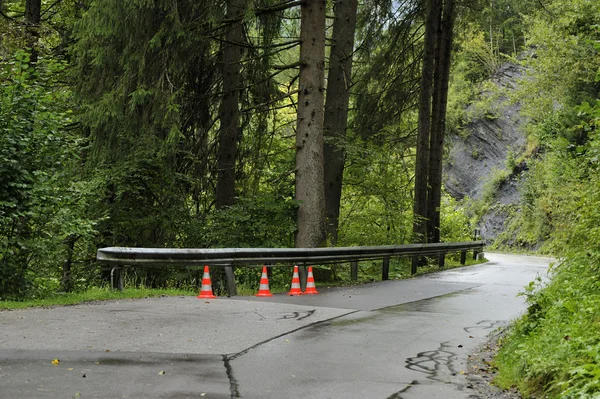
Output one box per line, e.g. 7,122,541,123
97,241,485,295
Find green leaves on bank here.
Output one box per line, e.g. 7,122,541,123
494,26,600,398
0,51,98,300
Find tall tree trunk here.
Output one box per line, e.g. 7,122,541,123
25,0,41,64
323,0,358,245
216,0,246,209
61,236,77,292
426,0,456,243
295,0,327,248
412,0,441,243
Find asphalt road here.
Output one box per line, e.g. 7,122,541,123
0,253,551,398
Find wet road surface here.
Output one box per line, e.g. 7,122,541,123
0,253,551,398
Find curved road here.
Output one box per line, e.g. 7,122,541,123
0,253,551,398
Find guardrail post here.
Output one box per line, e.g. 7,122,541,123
411,256,418,275
266,263,272,279
473,249,479,260
438,253,445,268
382,256,390,280
460,250,466,265
351,260,358,281
299,265,308,291
111,267,124,291
225,265,237,297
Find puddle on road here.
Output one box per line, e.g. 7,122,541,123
378,289,476,314
308,289,480,330
327,313,380,327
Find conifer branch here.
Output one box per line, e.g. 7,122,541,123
241,89,300,113
255,0,302,16
272,61,302,70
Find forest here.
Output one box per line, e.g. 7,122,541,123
0,0,599,397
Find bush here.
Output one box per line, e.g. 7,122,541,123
495,100,600,398
0,51,97,300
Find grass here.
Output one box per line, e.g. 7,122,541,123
494,252,600,398
0,287,196,310
0,254,486,309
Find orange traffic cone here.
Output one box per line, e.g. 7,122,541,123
197,265,217,299
304,266,319,295
255,267,273,297
288,265,303,296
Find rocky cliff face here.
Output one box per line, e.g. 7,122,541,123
444,62,527,242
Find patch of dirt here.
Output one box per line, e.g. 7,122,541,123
465,329,522,399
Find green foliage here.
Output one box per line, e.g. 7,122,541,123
205,194,297,248
467,80,507,121
467,167,511,224
353,1,420,141
446,25,508,137
495,103,597,251
446,60,477,137
492,6,599,393
338,139,415,246
90,158,189,248
461,0,539,59
496,253,600,397
456,27,501,79
439,195,473,242
0,0,517,304
73,0,222,247
0,51,97,300
72,0,298,257
336,133,473,246
517,0,600,121
495,93,600,397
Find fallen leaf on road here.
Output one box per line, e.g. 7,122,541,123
67,368,74,371
159,371,166,375
52,359,60,365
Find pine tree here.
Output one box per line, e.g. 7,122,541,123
295,0,327,248
216,0,247,209
323,0,358,245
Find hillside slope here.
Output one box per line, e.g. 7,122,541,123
444,61,528,242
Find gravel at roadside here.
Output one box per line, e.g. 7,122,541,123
466,329,523,399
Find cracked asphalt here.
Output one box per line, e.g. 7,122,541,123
0,252,551,398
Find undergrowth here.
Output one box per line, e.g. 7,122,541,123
495,253,600,398
494,99,600,398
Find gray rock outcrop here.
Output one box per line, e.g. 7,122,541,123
444,62,528,242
